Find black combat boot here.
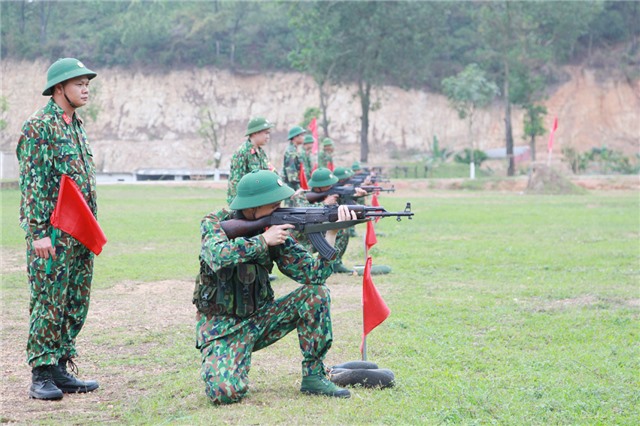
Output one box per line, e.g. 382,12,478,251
51,358,99,393
30,365,64,400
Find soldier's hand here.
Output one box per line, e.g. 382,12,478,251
323,194,339,205
33,236,56,260
326,205,357,238
354,188,368,197
262,224,295,246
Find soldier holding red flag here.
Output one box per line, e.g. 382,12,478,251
16,58,100,400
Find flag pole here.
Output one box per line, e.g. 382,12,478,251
362,229,368,361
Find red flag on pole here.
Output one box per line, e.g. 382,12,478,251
370,193,381,223
309,118,319,172
299,163,309,190
50,175,107,255
360,256,390,355
365,220,377,251
547,116,558,153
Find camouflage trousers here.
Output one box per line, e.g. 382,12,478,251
196,284,332,404
25,232,94,367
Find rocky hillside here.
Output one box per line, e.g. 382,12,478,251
1,60,638,173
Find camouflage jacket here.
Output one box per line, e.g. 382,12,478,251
318,150,333,170
300,150,313,180
16,99,97,240
226,140,275,204
281,142,301,189
197,208,337,341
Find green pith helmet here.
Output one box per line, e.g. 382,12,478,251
230,170,294,210
245,117,274,136
303,134,315,144
322,138,334,147
333,167,353,180
352,161,361,171
42,58,97,96
308,167,338,188
288,126,307,140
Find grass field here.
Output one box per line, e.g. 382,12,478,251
1,182,638,425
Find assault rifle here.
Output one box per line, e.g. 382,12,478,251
348,173,390,185
305,185,393,204
220,203,414,259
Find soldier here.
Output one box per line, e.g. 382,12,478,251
333,166,354,185
306,168,359,274
16,58,101,400
300,134,315,180
317,138,334,171
226,117,277,204
195,170,355,404
281,126,306,191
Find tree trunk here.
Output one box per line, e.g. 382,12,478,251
530,134,536,162
358,79,371,163
503,60,515,176
318,81,330,138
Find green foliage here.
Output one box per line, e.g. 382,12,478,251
562,146,640,175
454,148,489,167
0,96,8,131
442,63,498,120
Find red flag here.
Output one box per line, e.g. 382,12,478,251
361,256,390,354
309,118,319,172
370,193,380,223
365,220,377,251
547,116,558,152
299,162,309,190
309,118,318,155
50,175,107,255
326,161,334,172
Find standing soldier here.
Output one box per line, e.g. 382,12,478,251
281,126,307,191
317,138,335,171
17,58,100,400
226,117,276,204
300,134,315,181
195,170,355,404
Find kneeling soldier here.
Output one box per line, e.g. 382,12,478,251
194,170,354,404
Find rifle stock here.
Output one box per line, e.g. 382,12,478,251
220,203,414,259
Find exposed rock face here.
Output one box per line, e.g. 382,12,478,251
2,60,638,173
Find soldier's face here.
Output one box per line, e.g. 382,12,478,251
292,134,305,145
61,76,91,107
251,201,281,219
251,129,271,147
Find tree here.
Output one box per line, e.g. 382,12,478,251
289,1,431,163
442,63,498,179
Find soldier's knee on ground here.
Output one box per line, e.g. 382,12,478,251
205,379,248,405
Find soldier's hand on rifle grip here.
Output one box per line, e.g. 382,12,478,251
323,194,339,205
354,188,368,197
262,224,295,247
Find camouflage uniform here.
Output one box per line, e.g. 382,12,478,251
300,150,313,181
17,98,97,368
281,142,301,191
194,208,338,404
226,140,275,204
317,150,333,170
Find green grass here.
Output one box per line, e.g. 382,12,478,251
1,184,638,424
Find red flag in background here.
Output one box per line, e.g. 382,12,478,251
361,256,390,354
326,161,334,172
50,175,107,255
299,163,309,190
309,118,319,172
547,116,558,153
370,193,381,223
365,220,377,251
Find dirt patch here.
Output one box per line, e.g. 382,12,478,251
0,273,360,424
